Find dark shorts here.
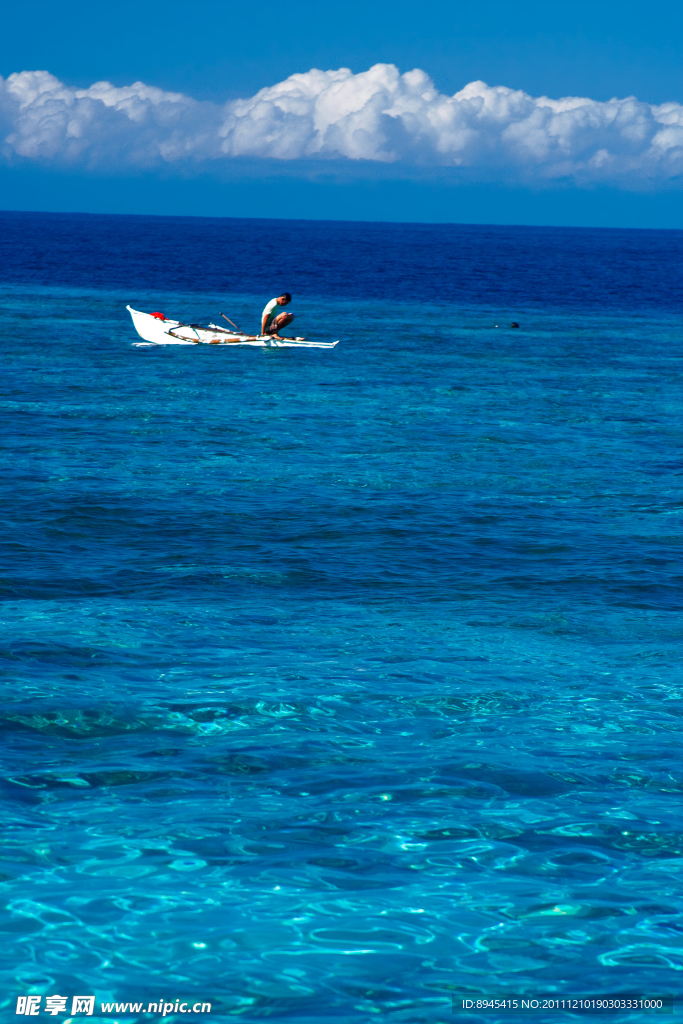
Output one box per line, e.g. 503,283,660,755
265,313,293,335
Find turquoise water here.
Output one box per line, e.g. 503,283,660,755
1,215,683,1022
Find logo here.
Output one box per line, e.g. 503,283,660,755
16,995,95,1016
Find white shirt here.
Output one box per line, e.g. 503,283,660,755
262,298,282,328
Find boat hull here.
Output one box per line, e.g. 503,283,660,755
127,306,338,349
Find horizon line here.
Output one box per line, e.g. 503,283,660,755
1,207,682,234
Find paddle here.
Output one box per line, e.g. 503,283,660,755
220,312,251,335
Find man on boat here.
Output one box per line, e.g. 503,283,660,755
261,293,294,338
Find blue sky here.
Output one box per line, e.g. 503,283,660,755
1,0,682,227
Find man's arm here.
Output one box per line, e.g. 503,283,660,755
261,313,269,335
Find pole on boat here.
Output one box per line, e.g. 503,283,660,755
220,312,247,334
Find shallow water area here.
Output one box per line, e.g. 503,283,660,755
1,215,683,1022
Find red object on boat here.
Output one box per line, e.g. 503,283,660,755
151,312,166,320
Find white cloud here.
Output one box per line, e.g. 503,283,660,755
1,65,682,186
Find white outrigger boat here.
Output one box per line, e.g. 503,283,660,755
127,306,339,349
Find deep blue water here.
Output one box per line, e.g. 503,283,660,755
1,211,683,1023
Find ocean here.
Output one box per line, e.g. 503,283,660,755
1,211,682,1023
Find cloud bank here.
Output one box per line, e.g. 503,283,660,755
2,64,682,187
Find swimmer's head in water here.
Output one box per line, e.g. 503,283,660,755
511,322,519,328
